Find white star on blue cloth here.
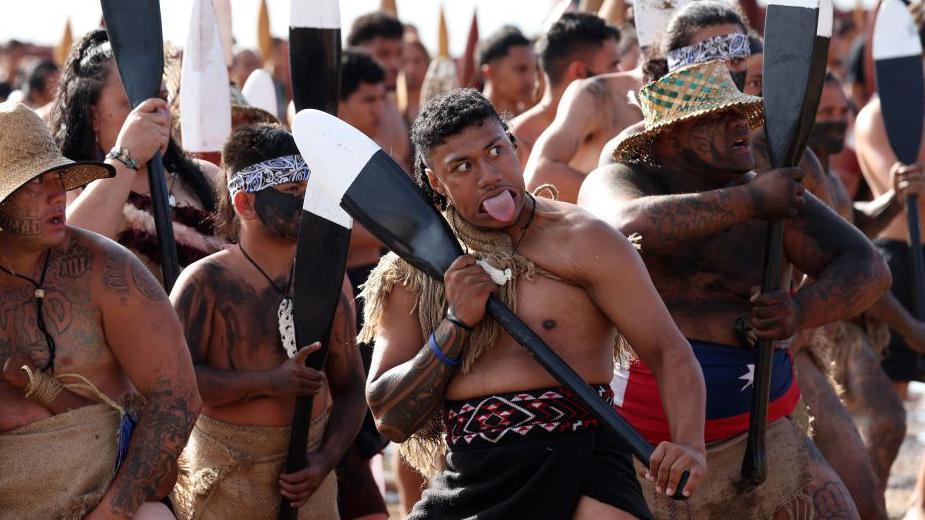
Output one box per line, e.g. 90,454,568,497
739,364,755,391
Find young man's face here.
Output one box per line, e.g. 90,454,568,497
663,108,756,176
485,45,537,106
0,171,67,248
425,118,526,230
236,181,306,242
339,81,387,137
582,38,622,78
810,82,850,155
403,41,430,91
363,37,403,90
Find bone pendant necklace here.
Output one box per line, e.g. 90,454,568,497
238,244,297,358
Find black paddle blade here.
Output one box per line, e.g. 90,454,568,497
762,0,820,168
100,0,164,106
874,0,924,166
292,109,690,500
794,0,832,155
289,0,341,113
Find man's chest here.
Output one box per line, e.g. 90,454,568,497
0,280,106,371
207,287,291,371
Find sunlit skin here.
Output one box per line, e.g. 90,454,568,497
482,45,538,116
510,36,621,167
363,36,403,91
338,82,387,138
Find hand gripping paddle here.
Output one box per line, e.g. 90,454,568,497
292,108,690,500
741,0,827,490
100,0,180,291
279,1,345,519
873,0,925,327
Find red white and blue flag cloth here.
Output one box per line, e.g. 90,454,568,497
612,340,801,445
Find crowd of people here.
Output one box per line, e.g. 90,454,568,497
3,0,925,518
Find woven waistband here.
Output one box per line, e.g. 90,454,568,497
443,385,613,449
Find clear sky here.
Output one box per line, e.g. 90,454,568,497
1,0,874,58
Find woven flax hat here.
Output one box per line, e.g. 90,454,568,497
612,60,764,164
0,101,114,205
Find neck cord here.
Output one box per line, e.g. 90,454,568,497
0,249,56,372
511,192,537,254
238,243,293,296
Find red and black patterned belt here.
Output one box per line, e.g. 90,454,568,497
443,384,613,449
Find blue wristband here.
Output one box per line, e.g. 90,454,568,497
429,333,460,367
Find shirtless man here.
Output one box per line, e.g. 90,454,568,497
0,101,201,519
478,26,537,116
361,88,706,518
579,61,890,517
348,11,411,169
510,13,621,167
169,125,366,519
595,2,752,181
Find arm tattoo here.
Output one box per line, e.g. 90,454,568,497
109,372,197,514
103,252,129,295
366,320,466,440
130,261,168,302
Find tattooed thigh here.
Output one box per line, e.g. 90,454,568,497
805,439,860,520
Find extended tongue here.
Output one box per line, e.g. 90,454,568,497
482,191,516,223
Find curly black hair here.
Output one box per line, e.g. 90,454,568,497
340,48,385,101
347,11,404,47
410,88,509,210
537,13,620,86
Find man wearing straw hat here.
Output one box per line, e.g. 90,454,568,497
0,101,201,519
579,60,889,517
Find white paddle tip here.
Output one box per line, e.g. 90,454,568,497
874,0,923,60
817,0,832,38
290,0,341,29
293,109,381,228
242,69,278,116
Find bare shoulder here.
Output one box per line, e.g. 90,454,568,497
540,198,635,253
854,96,882,136
170,248,234,297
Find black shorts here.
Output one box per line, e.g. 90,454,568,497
408,386,652,520
877,239,925,382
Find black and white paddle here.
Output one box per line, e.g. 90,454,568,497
279,1,346,518
873,0,925,323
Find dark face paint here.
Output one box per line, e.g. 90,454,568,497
253,187,302,240
809,120,848,154
730,70,747,92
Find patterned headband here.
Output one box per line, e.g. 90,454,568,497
667,33,750,72
228,154,310,195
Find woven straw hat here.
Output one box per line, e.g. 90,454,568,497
612,60,764,164
0,102,114,205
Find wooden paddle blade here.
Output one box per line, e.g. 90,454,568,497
242,69,279,116
289,0,341,114
874,0,924,166
180,0,232,153
794,0,832,156
100,0,164,106
762,0,821,168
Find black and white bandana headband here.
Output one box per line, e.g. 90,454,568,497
228,154,311,195
667,33,750,72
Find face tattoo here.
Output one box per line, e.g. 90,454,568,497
228,154,310,358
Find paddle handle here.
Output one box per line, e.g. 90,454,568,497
908,195,925,320
741,219,786,488
486,296,689,500
146,152,180,292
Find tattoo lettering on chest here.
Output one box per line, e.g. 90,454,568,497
57,236,93,279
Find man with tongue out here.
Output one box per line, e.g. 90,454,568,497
580,60,890,517
360,88,707,519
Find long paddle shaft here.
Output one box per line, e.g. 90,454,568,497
908,198,925,320
100,0,180,291
741,0,826,489
279,2,344,518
